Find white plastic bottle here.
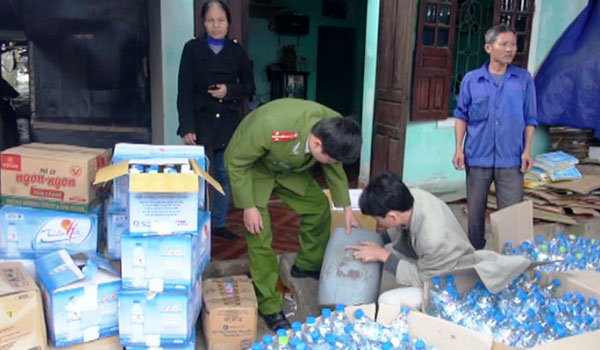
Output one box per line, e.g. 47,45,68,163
65,297,81,341
5,222,19,257
132,242,147,287
130,300,145,342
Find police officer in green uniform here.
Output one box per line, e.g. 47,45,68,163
225,98,362,331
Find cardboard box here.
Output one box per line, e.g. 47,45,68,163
110,143,208,211
0,258,36,279
94,158,222,235
48,335,122,350
118,279,203,347
35,250,121,347
104,197,127,260
1,143,111,212
324,189,376,231
125,330,195,350
0,262,47,350
202,275,258,350
490,200,535,253
0,204,102,259
120,211,210,292
377,306,494,350
421,268,600,350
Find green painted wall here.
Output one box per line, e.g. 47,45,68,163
247,0,366,117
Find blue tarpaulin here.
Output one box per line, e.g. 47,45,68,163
535,0,600,137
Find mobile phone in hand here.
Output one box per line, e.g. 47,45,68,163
208,84,219,91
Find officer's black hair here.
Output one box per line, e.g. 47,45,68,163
311,116,361,164
359,172,414,217
201,0,232,25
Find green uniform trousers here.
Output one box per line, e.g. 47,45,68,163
246,176,331,315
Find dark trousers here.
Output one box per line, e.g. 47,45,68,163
466,167,524,249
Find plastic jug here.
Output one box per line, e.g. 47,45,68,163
318,227,383,305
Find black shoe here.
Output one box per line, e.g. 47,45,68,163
290,264,320,280
261,311,290,332
213,227,240,240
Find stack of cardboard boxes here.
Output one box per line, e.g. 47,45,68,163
0,143,115,350
94,143,218,349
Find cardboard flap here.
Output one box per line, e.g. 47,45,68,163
191,159,224,195
94,160,129,184
0,262,38,295
409,312,494,350
490,200,534,252
35,249,85,292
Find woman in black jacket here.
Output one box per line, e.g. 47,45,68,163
177,0,255,240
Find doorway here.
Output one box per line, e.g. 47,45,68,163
316,26,356,117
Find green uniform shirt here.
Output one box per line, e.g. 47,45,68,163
225,98,351,209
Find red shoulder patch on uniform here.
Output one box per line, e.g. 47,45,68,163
271,131,298,142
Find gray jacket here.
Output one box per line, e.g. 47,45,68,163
385,188,529,293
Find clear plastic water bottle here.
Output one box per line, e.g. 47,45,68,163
325,333,345,350
302,316,318,345
354,309,390,343
319,307,334,336
277,335,291,350
427,276,444,317
5,222,19,257
130,300,144,342
413,338,427,350
332,304,349,334
310,329,329,350
381,341,394,350
263,334,276,350
343,323,371,350
517,322,540,348
132,242,147,288
390,305,410,334
502,241,514,255
290,321,303,343
491,312,512,344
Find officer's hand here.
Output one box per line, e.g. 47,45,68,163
521,151,534,173
182,133,196,145
208,84,227,99
453,150,465,170
343,206,360,234
346,241,390,263
243,207,263,234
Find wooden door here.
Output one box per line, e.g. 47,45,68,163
412,0,458,121
370,0,418,179
194,0,249,45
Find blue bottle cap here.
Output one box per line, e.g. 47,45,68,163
344,323,354,333
291,321,302,331
382,341,393,350
445,274,455,283
354,309,364,319
326,333,336,345
277,328,287,337
335,303,345,312
306,315,316,324
252,342,263,350
310,329,321,341
322,307,331,317
432,276,441,285
262,334,273,344
415,339,426,349
401,305,410,314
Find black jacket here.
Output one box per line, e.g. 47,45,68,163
177,37,255,152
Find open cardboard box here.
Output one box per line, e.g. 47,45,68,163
420,266,600,350
94,158,223,235
490,200,600,290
